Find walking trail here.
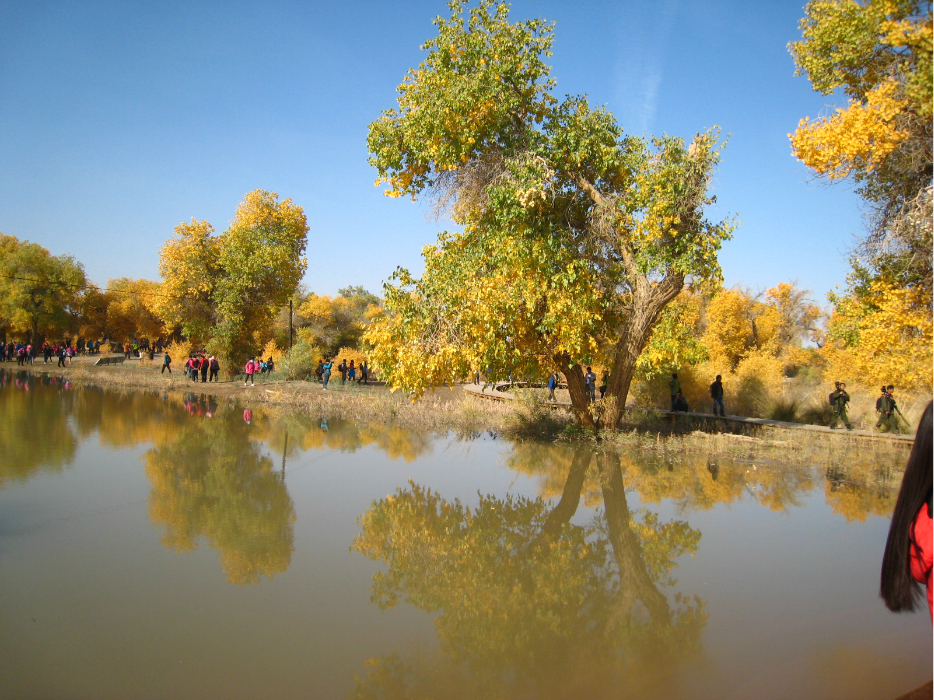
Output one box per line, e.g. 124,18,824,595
462,382,915,443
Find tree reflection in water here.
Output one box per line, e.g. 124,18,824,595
0,369,911,599
144,399,296,586
0,370,79,485
350,449,706,699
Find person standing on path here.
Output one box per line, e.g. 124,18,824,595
200,355,209,383
348,360,356,383
244,358,256,386
161,352,172,374
57,345,66,368
710,375,725,417
669,373,681,411
830,381,853,430
584,367,597,404
339,359,347,385
599,372,609,400
209,356,219,382
547,371,558,402
359,361,368,384
321,358,333,390
876,386,892,432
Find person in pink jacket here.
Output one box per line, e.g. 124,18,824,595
244,357,256,386
881,401,932,619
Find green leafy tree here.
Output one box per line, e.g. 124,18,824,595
0,233,87,343
154,190,309,368
365,0,733,428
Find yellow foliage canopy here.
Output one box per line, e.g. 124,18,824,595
822,280,933,389
790,79,907,180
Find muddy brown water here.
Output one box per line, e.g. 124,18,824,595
0,369,929,699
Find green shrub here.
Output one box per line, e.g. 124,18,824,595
279,341,320,380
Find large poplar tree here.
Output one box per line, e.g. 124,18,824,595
365,0,733,428
789,0,933,389
154,190,309,368
0,233,87,343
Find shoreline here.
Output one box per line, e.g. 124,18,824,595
1,359,914,467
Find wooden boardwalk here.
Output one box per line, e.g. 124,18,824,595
462,382,915,444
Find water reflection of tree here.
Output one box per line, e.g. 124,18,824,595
145,407,295,585
256,407,433,463
73,387,188,447
0,370,78,485
350,450,705,699
824,463,900,522
509,441,902,521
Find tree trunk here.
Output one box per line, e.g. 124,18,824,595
540,449,592,539
556,353,596,430
603,273,685,429
519,449,592,591
598,451,671,624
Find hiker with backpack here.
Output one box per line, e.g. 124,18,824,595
829,381,853,430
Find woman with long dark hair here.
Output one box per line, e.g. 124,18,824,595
881,401,933,617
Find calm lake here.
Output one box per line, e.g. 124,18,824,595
0,370,929,699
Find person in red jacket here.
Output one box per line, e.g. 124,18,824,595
244,357,256,386
881,401,932,618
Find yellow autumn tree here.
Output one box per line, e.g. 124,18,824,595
365,0,734,429
790,0,932,391
295,286,379,354
822,279,933,389
790,0,932,290
152,218,221,345
104,277,165,343
0,233,87,343
154,191,309,370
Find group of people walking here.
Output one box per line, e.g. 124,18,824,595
827,382,908,433
315,358,369,390
3,341,80,366
550,369,910,433
165,354,221,382
242,357,274,385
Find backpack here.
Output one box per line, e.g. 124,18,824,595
828,390,837,406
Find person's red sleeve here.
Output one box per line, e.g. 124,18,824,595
909,504,933,619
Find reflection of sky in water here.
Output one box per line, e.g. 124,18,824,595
0,371,928,700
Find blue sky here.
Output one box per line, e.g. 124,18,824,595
0,0,861,305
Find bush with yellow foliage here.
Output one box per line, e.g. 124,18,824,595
632,282,821,418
